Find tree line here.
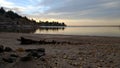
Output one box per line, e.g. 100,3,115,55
0,7,66,26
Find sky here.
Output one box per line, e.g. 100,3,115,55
0,0,120,26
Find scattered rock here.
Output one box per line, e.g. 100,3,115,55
109,60,113,63
68,61,80,66
4,47,12,52
25,49,36,52
25,48,45,58
39,57,46,61
10,54,19,57
0,45,4,53
2,57,16,63
63,55,68,59
37,48,45,52
28,51,45,58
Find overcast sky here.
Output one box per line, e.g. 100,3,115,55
0,0,120,25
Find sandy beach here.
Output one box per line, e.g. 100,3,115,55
0,32,120,68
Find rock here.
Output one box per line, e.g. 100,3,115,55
39,57,45,61
28,51,45,58
0,45,4,53
10,54,19,57
37,52,45,57
4,47,12,52
25,48,45,58
73,62,79,66
25,49,37,52
63,55,67,59
37,48,45,52
109,60,113,63
16,48,25,52
79,57,83,60
2,57,16,63
20,56,32,61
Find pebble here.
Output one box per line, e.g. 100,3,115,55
63,55,67,59
4,47,13,52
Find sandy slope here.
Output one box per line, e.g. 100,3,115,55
0,33,120,68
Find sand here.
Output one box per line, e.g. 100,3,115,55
0,32,120,68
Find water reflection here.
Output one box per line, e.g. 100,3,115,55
38,26,65,31
35,26,120,37
0,26,65,33
0,26,120,37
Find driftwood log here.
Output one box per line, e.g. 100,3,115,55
17,37,71,45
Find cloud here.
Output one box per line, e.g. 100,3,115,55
0,0,48,14
43,0,120,18
0,0,14,8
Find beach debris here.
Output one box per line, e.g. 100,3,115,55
4,47,12,52
17,37,71,45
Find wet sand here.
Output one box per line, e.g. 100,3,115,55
0,32,120,68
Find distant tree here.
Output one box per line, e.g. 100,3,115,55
5,10,22,19
0,7,5,15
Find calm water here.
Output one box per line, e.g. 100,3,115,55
35,26,120,37
0,26,120,37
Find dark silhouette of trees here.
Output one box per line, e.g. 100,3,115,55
5,10,22,19
0,7,5,15
38,21,66,26
0,7,66,27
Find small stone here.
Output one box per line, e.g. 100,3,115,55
39,57,45,61
73,62,79,66
28,51,45,58
79,57,83,60
2,57,16,63
109,60,113,63
10,54,19,57
37,63,40,65
4,47,12,52
0,45,4,53
80,66,83,68
37,48,45,52
25,49,36,52
63,55,67,59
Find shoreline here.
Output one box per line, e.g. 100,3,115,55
1,32,120,38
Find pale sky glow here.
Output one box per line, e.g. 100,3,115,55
0,0,120,26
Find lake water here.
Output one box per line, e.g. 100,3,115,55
0,26,120,37
35,26,120,37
